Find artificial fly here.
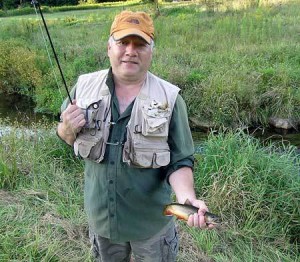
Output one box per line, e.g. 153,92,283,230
31,0,73,104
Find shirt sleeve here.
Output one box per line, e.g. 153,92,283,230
165,94,195,181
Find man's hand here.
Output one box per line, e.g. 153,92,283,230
57,100,86,145
186,199,215,229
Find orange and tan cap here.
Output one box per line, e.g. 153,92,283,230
110,11,154,44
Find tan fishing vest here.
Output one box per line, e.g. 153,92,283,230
73,69,180,168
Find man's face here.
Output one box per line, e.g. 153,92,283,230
107,35,153,83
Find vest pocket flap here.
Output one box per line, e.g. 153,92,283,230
142,116,169,137
146,117,167,129
76,140,98,158
154,151,170,167
133,151,154,168
74,132,103,160
129,140,170,168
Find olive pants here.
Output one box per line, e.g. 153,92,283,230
89,222,179,262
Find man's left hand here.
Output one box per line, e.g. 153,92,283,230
187,199,215,229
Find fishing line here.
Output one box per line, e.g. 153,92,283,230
31,0,73,104
33,4,63,102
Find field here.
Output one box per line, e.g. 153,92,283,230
0,0,300,128
0,0,300,261
0,119,299,261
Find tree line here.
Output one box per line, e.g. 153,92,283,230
0,0,123,10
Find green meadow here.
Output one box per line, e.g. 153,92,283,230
0,0,300,128
0,0,300,261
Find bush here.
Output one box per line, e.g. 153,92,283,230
5,6,35,16
0,10,6,17
0,40,43,96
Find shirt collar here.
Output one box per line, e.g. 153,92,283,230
106,67,115,95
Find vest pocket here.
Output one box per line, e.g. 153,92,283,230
141,105,171,137
142,117,169,137
74,131,104,162
153,151,170,168
131,141,170,168
77,99,102,129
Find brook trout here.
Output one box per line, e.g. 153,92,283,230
163,203,221,225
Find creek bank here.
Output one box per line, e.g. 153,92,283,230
190,116,300,136
190,116,300,150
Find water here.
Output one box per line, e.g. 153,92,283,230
1,93,300,148
0,94,55,125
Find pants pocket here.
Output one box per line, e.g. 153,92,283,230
161,226,179,262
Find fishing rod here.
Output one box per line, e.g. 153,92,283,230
31,0,73,104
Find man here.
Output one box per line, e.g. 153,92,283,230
57,10,213,262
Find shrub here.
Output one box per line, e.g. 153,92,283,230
0,40,43,96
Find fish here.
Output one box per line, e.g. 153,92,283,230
163,203,221,225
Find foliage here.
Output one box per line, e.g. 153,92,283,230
0,40,43,97
1,0,77,10
0,0,139,17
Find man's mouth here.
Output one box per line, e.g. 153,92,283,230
122,61,138,64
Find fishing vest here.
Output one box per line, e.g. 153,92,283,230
73,69,180,168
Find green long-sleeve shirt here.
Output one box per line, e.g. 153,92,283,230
61,69,194,242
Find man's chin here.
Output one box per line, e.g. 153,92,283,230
121,69,140,77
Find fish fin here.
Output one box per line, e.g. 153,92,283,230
184,199,192,205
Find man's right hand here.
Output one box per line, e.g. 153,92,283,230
57,100,86,145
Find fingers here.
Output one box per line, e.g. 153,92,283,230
61,101,86,133
187,213,208,229
186,199,215,229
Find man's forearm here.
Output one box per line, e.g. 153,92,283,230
168,167,197,204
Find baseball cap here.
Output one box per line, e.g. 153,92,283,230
110,11,154,44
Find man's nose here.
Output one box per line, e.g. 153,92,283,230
125,42,137,55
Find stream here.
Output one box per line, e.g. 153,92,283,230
1,94,300,149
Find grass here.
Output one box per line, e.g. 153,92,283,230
0,0,300,128
0,119,90,261
0,119,299,261
0,0,141,17
193,130,300,261
0,1,300,259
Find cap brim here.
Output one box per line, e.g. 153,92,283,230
112,29,151,44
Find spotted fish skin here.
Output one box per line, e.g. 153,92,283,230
163,203,221,225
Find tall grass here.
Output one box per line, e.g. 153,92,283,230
192,130,300,261
153,2,300,127
0,121,299,261
0,0,299,128
0,119,89,261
